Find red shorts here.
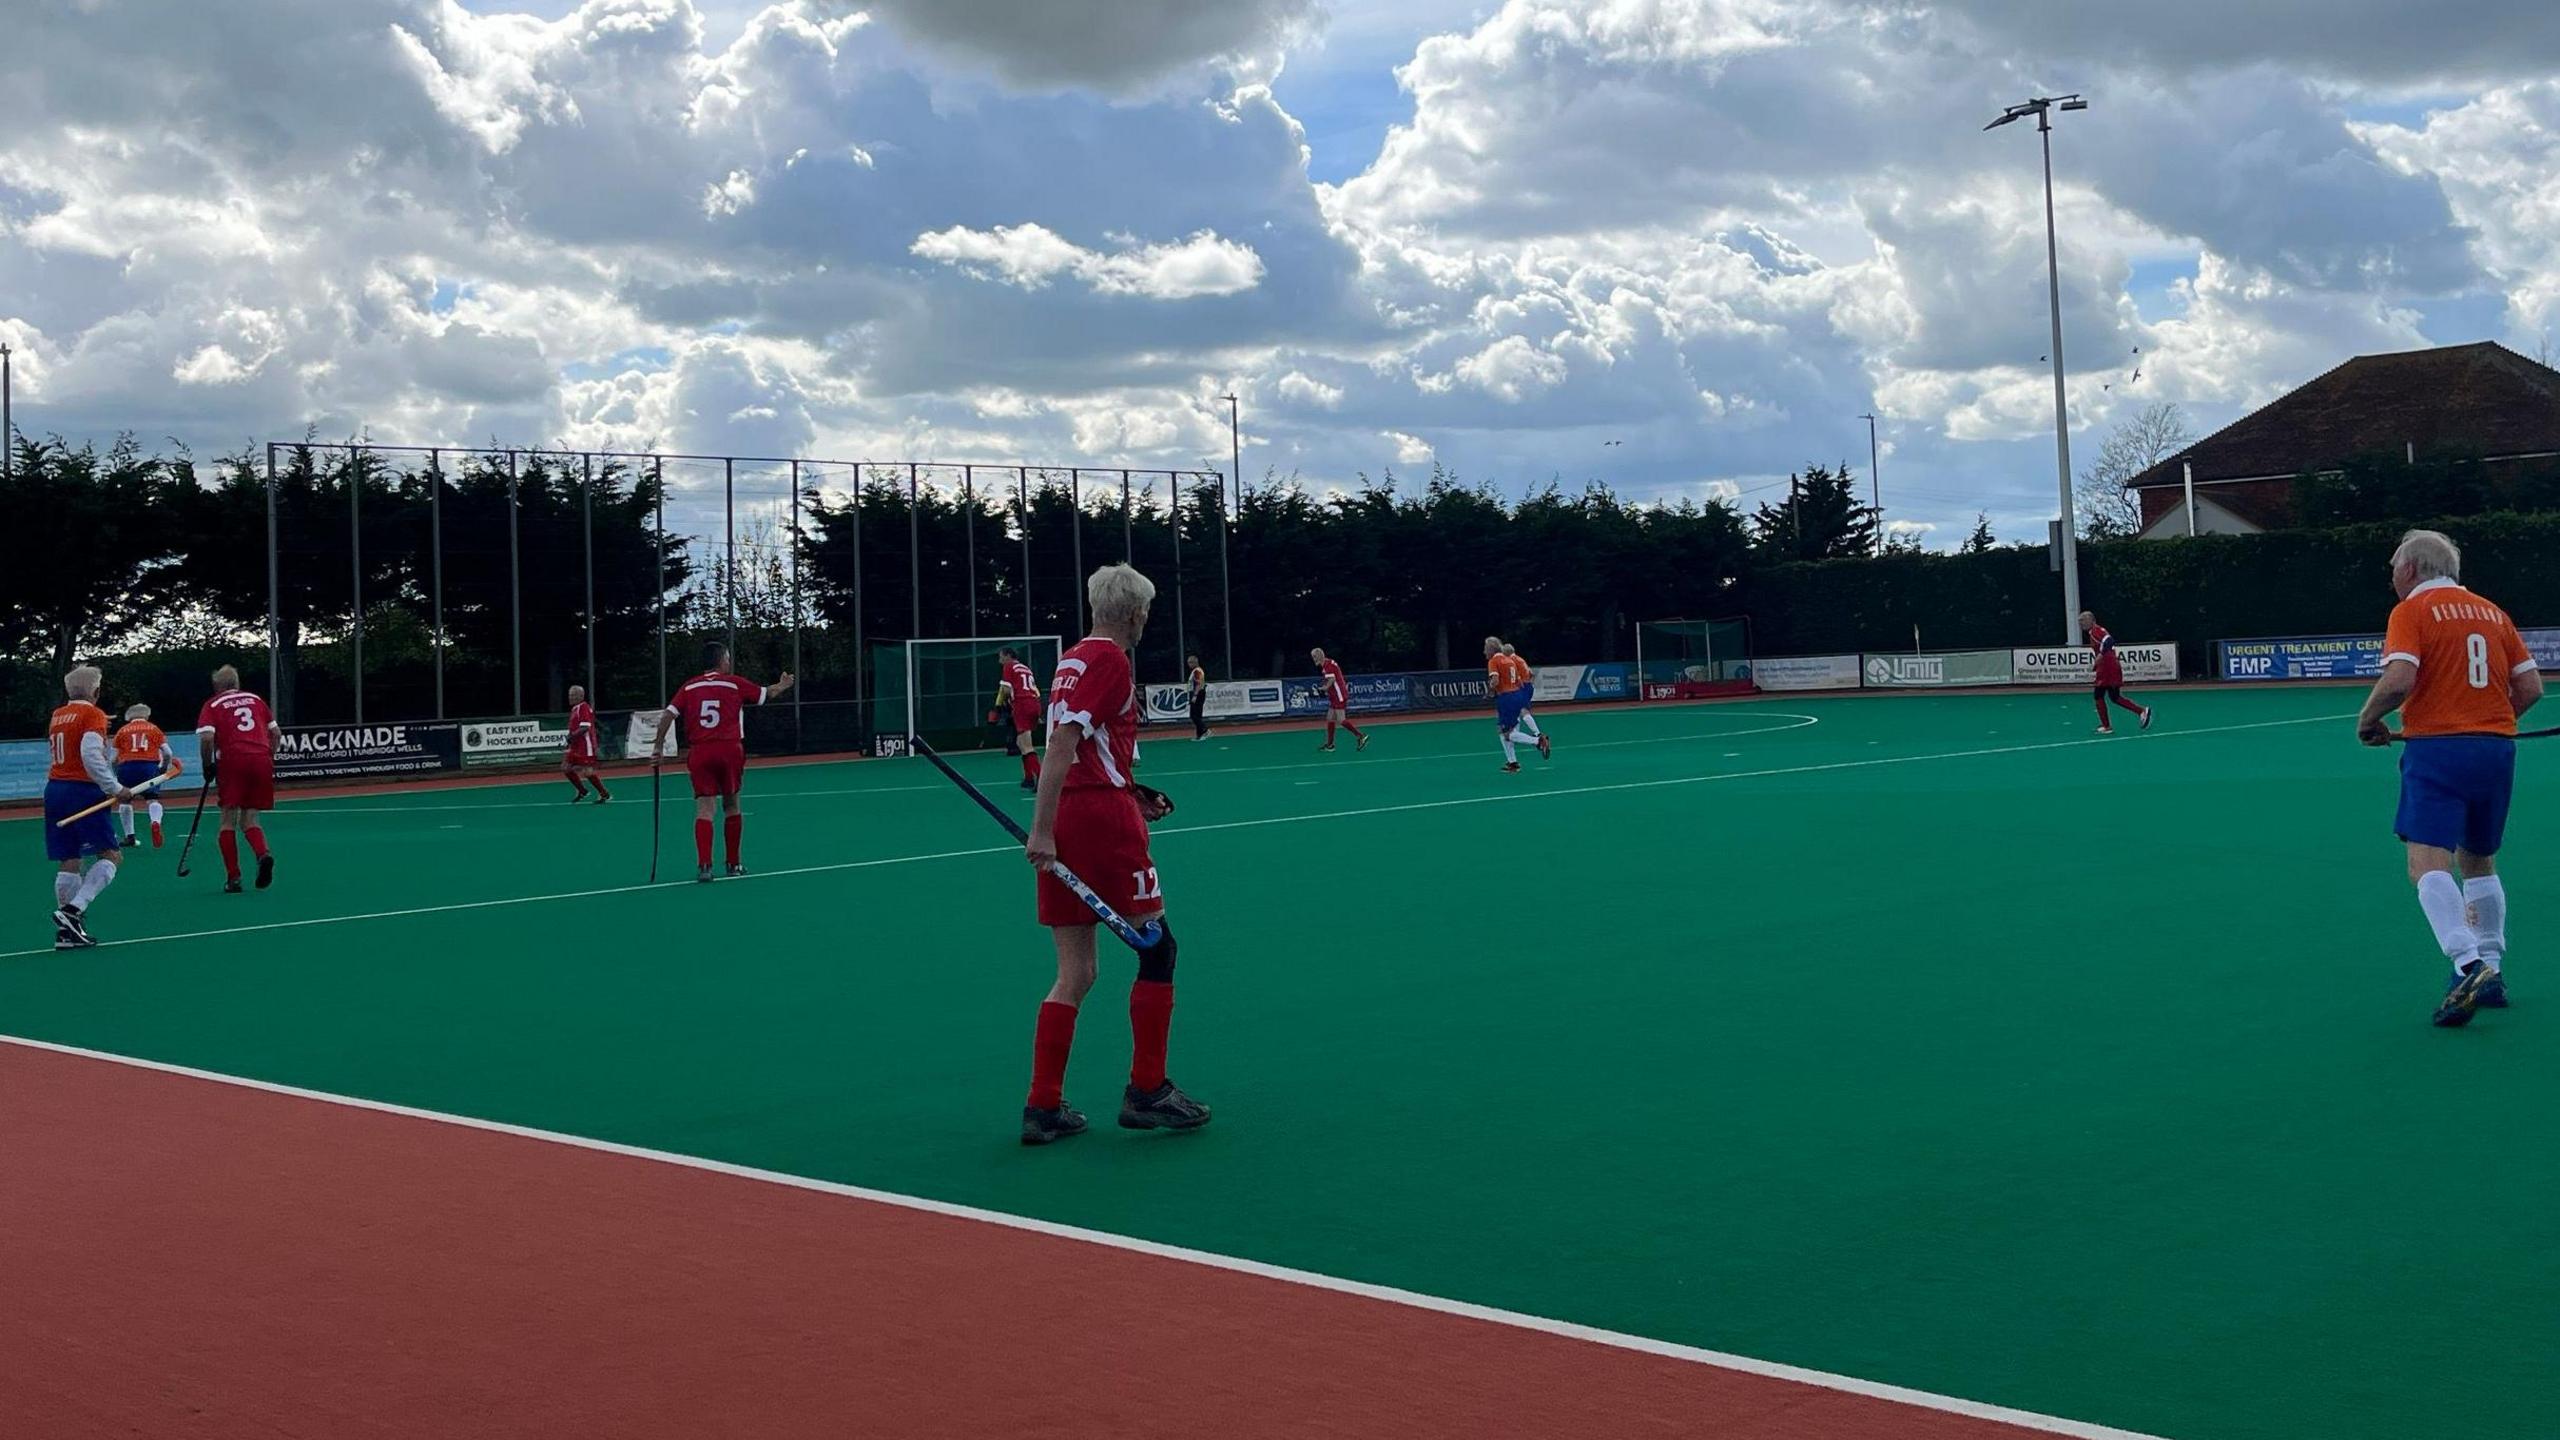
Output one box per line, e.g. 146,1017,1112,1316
564,747,599,770
1037,788,1161,927
1011,701,1041,736
686,742,745,798
216,756,275,812
2093,658,2125,688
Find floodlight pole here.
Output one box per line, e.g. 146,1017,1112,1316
1,344,12,479
1858,412,1881,523
1219,395,1239,679
1990,94,2089,643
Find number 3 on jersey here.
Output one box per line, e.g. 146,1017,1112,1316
235,706,258,731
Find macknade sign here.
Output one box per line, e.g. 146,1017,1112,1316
273,722,462,780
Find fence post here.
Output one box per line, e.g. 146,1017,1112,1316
790,458,804,751
509,450,522,715
1070,470,1085,637
853,465,865,725
265,442,283,722
653,456,667,708
1171,472,1186,664
908,462,922,639
1018,466,1031,633
430,448,445,719
724,456,737,658
350,442,364,724
583,451,596,701
1122,468,1132,559
964,465,978,639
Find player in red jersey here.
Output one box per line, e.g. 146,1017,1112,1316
194,664,282,894
1309,646,1369,752
562,685,610,803
45,666,143,949
2079,611,2153,734
1019,564,1210,1145
998,646,1044,792
111,704,183,848
651,641,794,882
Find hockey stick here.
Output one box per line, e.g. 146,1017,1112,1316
2385,726,2560,744
911,735,1165,953
174,769,215,878
52,769,174,827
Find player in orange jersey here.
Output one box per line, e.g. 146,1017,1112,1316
45,667,143,949
110,704,182,848
2356,530,2544,1027
1484,637,1548,771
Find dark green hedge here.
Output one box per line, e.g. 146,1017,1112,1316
1744,511,2560,671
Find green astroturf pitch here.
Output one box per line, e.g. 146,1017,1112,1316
6,686,2556,1439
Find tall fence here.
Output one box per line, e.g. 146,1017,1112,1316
241,442,1231,735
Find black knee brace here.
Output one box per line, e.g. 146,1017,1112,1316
1137,920,1178,983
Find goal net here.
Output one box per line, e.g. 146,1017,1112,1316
872,635,1063,757
1634,617,1754,698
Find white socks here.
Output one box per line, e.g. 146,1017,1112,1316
2465,875,2508,971
54,872,78,907
148,799,165,825
116,802,135,835
1514,712,1543,740
73,859,116,911
1499,733,1519,764
2417,871,2483,970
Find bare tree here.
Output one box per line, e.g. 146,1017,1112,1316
2077,402,2193,540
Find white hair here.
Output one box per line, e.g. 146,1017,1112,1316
125,703,152,722
212,664,241,690
1087,562,1157,625
64,665,101,699
1501,643,1517,656
2393,529,2461,582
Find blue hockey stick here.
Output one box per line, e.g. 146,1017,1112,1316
911,735,1166,953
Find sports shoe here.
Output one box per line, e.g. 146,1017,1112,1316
1119,1081,1211,1132
54,923,90,952
1502,761,1522,773
124,833,140,849
2095,726,2115,736
52,905,93,948
150,822,164,848
726,863,747,878
592,792,609,805
2435,961,2497,1027
1020,1103,1089,1146
2140,708,2155,731
696,865,715,884
568,791,587,803
1019,777,1038,793
2478,968,2509,1009
1356,732,1371,751
1318,742,1336,752
255,854,275,890
223,878,244,894
1537,733,1552,760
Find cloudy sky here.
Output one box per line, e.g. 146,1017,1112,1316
6,0,2558,547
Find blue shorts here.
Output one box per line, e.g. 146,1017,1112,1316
1495,691,1530,729
116,760,162,789
2396,736,2516,856
44,779,116,863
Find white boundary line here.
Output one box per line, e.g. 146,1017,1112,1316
0,1032,2170,1440
233,712,1830,818
0,712,2343,962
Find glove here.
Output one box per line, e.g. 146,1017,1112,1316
1133,782,1174,822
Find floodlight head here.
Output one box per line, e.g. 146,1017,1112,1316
1984,103,2034,131
2059,97,2089,112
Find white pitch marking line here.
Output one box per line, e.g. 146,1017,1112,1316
0,712,2343,963
0,1033,2172,1440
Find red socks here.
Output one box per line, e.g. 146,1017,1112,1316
1344,720,1366,739
1021,753,1040,785
569,776,589,797
1129,981,1174,1092
217,830,241,881
245,826,269,860
1326,721,1338,745
2094,693,2111,726
592,778,611,800
1028,1000,1080,1109
724,813,743,867
694,819,714,868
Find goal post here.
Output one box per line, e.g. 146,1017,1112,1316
871,634,1063,757
1634,617,1755,699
